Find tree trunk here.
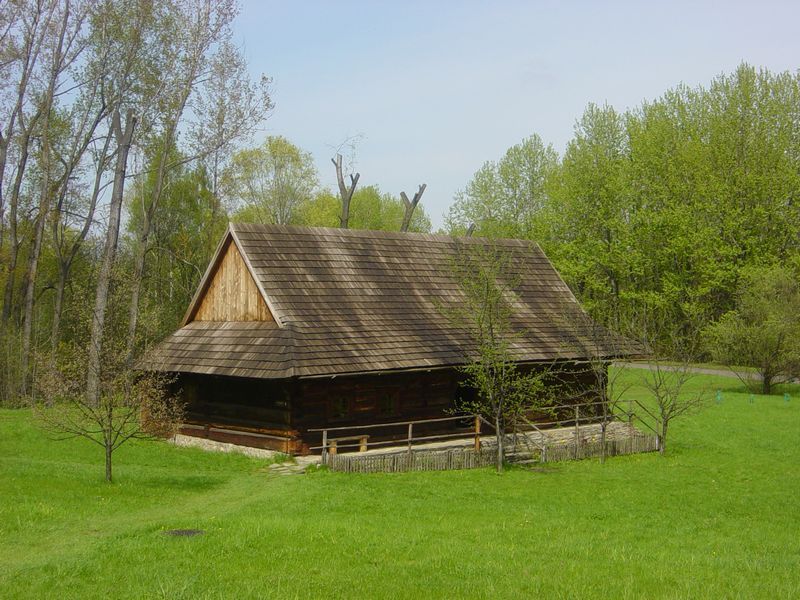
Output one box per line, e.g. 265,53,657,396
20,173,51,393
105,441,113,482
125,237,148,364
1,126,33,325
495,413,503,473
86,110,136,405
50,262,69,353
400,185,426,232
600,418,607,464
762,373,772,395
658,420,668,455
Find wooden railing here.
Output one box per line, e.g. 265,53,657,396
309,399,660,467
308,414,491,466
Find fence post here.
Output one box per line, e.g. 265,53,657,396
321,429,328,466
407,423,413,458
474,415,481,451
574,405,580,459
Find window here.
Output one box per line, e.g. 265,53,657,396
329,397,349,420
378,393,397,416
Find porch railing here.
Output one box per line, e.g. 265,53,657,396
308,414,491,466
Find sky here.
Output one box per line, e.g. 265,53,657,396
232,1,800,230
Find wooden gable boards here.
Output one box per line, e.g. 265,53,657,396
183,228,277,325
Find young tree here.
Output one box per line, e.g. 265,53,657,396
560,314,637,463
448,243,554,472
35,311,183,482
705,265,800,394
632,307,707,454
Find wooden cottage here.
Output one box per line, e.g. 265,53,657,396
142,223,637,454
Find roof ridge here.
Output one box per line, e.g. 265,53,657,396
228,222,537,247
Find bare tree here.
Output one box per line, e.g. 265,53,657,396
331,153,360,229
631,308,708,454
400,183,426,232
559,314,637,463
36,331,183,482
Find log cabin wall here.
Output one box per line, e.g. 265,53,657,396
292,369,463,454
176,373,296,452
191,240,274,323
173,361,609,455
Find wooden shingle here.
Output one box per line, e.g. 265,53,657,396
141,224,640,379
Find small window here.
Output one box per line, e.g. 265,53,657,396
329,397,349,420
378,394,396,416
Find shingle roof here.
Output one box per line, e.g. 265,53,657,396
142,223,640,379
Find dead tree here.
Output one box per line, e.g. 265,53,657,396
331,153,360,228
400,184,426,232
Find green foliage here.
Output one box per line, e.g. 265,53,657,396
2,370,800,597
297,185,432,232
447,134,558,238
224,136,317,225
127,163,226,340
705,265,800,394
454,64,800,346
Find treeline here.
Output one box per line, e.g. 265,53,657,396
0,0,431,404
447,63,800,344
0,0,269,402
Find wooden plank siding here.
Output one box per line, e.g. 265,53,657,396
192,239,274,323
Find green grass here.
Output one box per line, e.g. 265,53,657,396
2,370,799,599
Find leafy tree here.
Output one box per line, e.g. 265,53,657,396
225,136,317,225
542,103,633,327
447,134,558,238
448,244,553,472
129,164,226,339
705,265,800,394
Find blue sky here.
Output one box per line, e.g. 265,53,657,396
232,1,800,229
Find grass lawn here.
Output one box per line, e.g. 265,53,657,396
1,370,799,599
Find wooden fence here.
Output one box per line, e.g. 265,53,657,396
326,446,497,474
323,432,658,473
534,433,659,463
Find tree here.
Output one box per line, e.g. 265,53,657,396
224,136,317,225
35,309,183,482
295,186,432,232
560,314,636,463
448,243,554,472
446,134,558,238
705,265,800,394
86,109,136,405
124,0,271,366
632,308,707,454
400,184,426,232
331,152,360,228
